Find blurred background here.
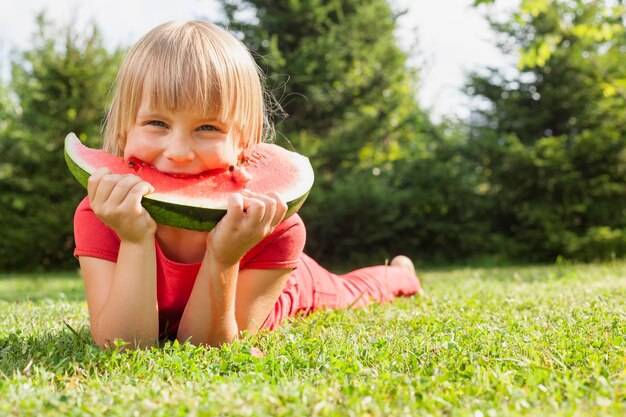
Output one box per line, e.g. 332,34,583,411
0,0,624,271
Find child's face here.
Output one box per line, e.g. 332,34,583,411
123,97,241,175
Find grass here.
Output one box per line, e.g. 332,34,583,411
0,261,625,416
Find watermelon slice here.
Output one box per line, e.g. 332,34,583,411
64,133,314,231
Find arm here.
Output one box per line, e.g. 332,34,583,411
177,191,289,346
81,168,159,349
79,241,158,348
234,268,292,333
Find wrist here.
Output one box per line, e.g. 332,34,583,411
205,257,239,290
204,245,243,269
120,234,155,246
201,252,239,311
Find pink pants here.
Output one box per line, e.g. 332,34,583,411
262,253,422,330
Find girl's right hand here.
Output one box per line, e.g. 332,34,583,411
87,167,157,242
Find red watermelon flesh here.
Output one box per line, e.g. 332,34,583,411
64,133,314,230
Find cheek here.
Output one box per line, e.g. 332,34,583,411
204,137,241,164
122,140,140,160
228,140,241,159
228,134,244,160
123,134,158,162
199,143,237,168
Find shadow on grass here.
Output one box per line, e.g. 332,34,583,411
0,325,105,376
0,325,272,380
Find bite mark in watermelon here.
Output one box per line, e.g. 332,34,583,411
64,133,314,231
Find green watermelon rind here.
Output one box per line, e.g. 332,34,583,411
141,189,309,231
64,135,311,231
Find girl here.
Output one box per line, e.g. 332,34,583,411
74,20,422,349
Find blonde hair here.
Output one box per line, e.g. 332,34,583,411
103,21,273,155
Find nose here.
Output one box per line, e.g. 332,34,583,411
163,132,194,162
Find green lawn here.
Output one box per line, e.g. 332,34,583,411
1,261,625,416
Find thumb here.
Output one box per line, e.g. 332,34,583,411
135,182,155,215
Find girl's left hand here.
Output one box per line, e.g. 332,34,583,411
206,190,288,265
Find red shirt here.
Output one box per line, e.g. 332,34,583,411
73,197,306,338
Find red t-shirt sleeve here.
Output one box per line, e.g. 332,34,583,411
73,197,120,262
239,214,306,270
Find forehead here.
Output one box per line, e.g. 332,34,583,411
136,74,225,121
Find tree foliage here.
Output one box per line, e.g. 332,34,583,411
220,0,426,173
218,0,437,265
0,14,122,270
467,0,626,260
3,1,625,270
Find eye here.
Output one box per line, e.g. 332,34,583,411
148,120,167,128
198,124,219,132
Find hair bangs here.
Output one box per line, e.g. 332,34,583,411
144,41,224,122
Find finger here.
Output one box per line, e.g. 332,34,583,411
118,180,155,215
105,175,146,207
266,191,288,228
90,173,126,207
247,190,286,229
87,167,111,201
241,196,266,224
224,193,245,225
243,190,276,225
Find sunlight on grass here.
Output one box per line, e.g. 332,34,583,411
1,261,625,416
0,271,84,302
